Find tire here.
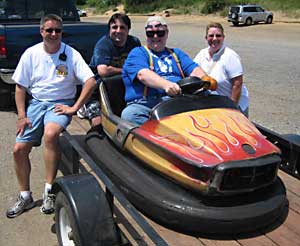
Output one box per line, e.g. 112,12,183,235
245,17,252,25
55,189,119,246
266,16,273,24
56,191,82,246
233,21,239,26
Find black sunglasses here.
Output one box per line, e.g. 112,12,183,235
146,30,166,38
44,28,62,34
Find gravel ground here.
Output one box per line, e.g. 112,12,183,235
1,15,299,246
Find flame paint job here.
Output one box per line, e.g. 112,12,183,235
134,109,280,167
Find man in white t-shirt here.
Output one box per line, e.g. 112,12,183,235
6,14,97,218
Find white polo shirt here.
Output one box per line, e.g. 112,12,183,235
194,45,249,111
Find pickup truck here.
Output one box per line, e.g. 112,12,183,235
0,0,107,109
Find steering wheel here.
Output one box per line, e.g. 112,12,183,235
178,76,213,95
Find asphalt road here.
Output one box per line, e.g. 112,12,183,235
1,15,299,246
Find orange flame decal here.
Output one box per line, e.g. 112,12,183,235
136,109,280,167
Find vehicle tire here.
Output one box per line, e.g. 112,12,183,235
245,18,252,25
232,21,239,26
55,188,119,246
56,191,82,246
266,16,273,24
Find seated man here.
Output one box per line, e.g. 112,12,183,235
121,16,216,125
6,14,97,218
78,13,141,133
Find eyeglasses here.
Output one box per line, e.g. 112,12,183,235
146,30,166,38
44,28,62,34
207,34,223,38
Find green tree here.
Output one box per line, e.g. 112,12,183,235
202,0,227,14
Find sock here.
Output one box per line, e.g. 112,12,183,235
44,183,52,195
20,191,31,200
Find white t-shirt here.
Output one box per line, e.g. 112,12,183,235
12,42,94,101
194,45,249,111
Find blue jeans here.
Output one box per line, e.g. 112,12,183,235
121,96,169,125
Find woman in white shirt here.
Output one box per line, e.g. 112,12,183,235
194,22,249,116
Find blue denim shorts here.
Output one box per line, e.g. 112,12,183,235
121,96,170,125
16,99,74,146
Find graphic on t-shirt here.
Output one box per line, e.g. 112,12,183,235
56,64,68,77
157,56,173,73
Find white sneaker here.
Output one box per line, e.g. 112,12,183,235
77,105,87,119
6,194,35,218
40,193,56,214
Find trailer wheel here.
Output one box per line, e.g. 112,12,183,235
53,175,120,246
56,191,81,246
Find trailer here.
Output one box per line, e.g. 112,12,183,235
53,115,300,246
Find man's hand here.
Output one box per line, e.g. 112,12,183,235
54,104,76,116
201,75,218,91
164,82,181,96
16,117,32,137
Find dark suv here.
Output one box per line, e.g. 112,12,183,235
227,4,273,26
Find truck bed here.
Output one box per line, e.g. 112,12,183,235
65,116,300,246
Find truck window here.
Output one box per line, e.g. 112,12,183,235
0,0,77,21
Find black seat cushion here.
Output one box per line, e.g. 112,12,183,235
102,75,126,116
150,94,238,120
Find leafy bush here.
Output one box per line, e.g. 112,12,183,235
201,0,227,14
86,0,120,11
124,0,200,14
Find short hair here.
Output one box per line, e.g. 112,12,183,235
206,22,224,37
108,13,131,30
40,14,63,29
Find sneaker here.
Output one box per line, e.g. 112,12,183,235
6,194,35,218
77,105,87,119
40,193,56,214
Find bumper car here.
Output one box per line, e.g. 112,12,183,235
85,75,287,235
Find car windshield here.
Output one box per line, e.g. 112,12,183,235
230,7,240,13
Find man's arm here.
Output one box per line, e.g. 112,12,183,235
15,84,27,119
190,66,207,79
15,84,32,136
54,77,97,115
137,68,181,96
97,64,122,77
